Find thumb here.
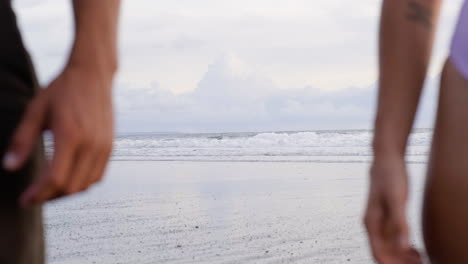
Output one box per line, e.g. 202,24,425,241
3,96,47,171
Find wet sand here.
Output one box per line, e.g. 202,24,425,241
45,161,426,263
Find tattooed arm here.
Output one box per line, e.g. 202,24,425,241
374,0,441,159
364,0,442,263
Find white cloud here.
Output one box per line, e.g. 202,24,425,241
115,53,438,133
12,0,456,132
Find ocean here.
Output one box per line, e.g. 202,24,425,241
105,129,432,163
44,129,430,263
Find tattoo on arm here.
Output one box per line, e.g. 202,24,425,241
406,1,433,29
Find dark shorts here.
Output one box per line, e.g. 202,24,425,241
0,0,45,263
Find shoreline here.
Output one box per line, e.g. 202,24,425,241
45,161,426,264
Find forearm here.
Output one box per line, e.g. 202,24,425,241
68,0,121,79
373,0,441,159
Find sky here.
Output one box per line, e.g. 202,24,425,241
13,0,464,133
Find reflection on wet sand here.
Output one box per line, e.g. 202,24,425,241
45,161,425,264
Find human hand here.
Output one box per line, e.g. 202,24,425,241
3,63,114,208
364,156,422,264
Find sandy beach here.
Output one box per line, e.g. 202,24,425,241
44,161,427,264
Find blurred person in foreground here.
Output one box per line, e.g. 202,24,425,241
0,0,120,263
364,0,468,263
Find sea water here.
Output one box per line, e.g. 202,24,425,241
44,129,430,263
101,129,431,163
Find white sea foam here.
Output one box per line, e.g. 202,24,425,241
101,129,432,162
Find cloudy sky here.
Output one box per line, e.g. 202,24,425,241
13,0,464,133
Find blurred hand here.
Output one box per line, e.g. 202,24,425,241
3,63,114,208
364,156,422,264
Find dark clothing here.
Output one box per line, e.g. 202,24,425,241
0,0,45,263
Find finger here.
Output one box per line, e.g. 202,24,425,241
20,138,76,207
408,247,422,259
408,247,423,263
402,247,423,264
68,134,111,192
65,146,97,194
89,144,112,185
364,205,387,262
19,174,56,208
3,97,47,171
